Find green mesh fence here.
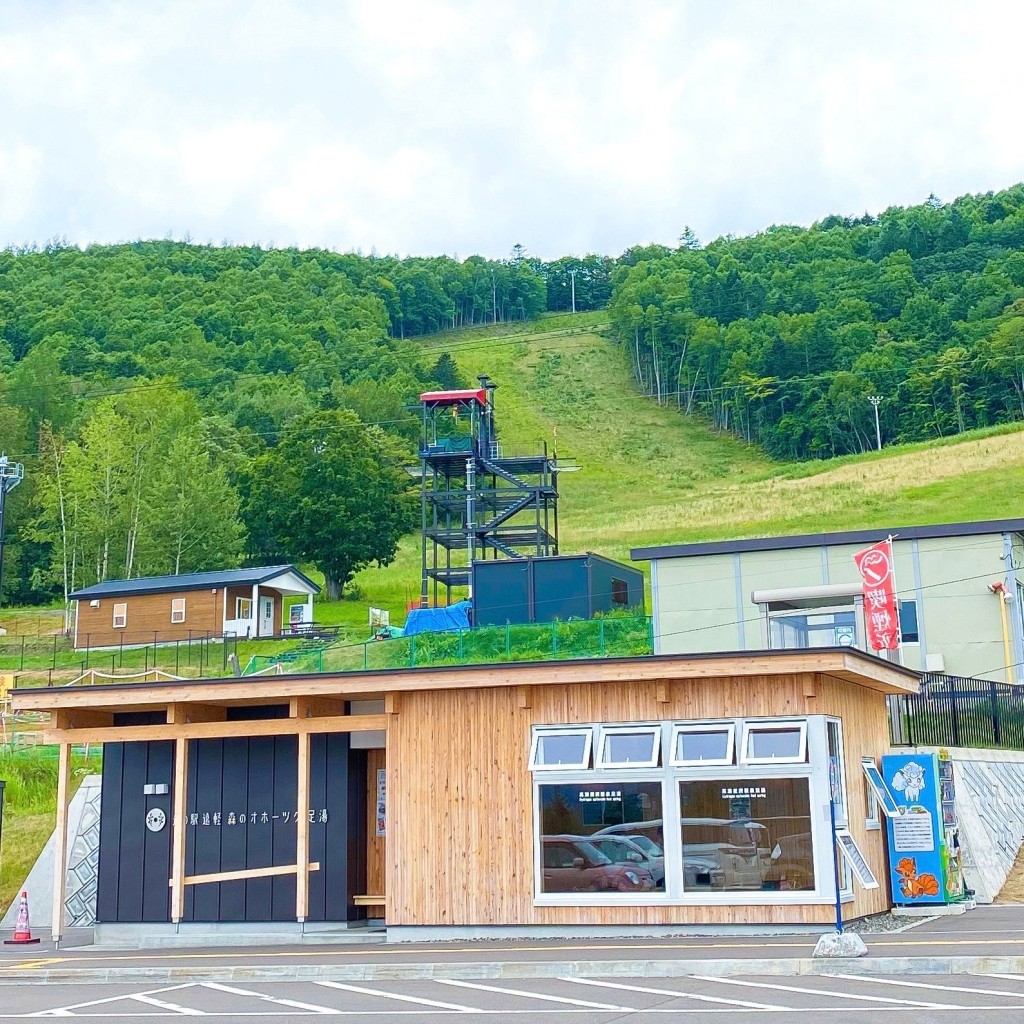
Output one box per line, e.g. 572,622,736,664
242,614,653,676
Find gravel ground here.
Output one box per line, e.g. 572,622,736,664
847,911,933,933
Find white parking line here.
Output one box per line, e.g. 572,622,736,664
30,985,196,1016
828,973,1024,1000
127,994,205,1015
200,983,339,1014
689,975,959,1009
316,981,478,1012
435,978,632,1010
561,976,784,1009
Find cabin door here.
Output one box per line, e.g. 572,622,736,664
259,596,275,637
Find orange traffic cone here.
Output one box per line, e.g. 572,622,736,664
4,891,41,945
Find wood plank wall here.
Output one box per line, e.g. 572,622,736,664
387,672,891,927
75,589,223,648
366,748,386,896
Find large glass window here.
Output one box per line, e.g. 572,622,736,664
538,782,665,894
679,778,815,893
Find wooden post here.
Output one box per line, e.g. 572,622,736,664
169,736,188,923
51,741,71,944
295,730,311,923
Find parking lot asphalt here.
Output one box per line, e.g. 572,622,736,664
6,973,1024,1021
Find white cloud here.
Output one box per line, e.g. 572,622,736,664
0,0,1022,258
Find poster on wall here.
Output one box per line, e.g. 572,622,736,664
375,768,386,837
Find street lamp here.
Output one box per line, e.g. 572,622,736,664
867,396,883,451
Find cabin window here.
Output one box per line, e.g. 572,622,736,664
112,603,127,629
596,726,661,768
171,598,186,624
236,597,253,620
671,724,735,766
530,728,593,770
537,781,665,895
741,721,807,764
679,777,815,893
610,577,629,606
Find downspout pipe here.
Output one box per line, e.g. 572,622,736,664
989,581,1015,685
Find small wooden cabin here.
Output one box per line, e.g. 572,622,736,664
69,566,320,649
13,648,920,944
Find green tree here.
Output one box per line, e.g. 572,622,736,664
242,410,417,599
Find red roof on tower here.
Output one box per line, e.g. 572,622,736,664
419,389,488,406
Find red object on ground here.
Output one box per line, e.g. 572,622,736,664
4,891,41,945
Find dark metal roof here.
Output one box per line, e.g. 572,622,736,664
631,518,1024,562
69,565,320,600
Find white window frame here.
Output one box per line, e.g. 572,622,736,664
741,720,808,765
860,757,901,820
670,723,735,767
531,718,843,908
236,597,253,620
835,828,880,889
596,725,662,769
530,727,594,771
112,602,127,629
171,597,186,624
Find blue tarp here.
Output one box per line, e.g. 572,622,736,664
403,601,472,636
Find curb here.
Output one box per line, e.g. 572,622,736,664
3,954,1024,984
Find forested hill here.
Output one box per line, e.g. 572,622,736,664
609,184,1024,459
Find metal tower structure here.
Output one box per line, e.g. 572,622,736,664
0,453,24,608
418,375,566,607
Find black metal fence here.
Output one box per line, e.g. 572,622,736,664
889,673,1024,749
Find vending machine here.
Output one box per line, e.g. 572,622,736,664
880,751,964,905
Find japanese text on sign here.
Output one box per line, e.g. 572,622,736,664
853,539,900,651
184,808,329,826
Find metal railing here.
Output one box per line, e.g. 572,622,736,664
889,673,1024,750
244,615,655,677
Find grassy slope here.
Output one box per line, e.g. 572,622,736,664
327,315,1024,630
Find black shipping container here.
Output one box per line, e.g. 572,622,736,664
472,553,644,626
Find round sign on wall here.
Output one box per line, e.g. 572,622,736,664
145,808,166,833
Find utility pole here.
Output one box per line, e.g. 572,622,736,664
0,454,25,609
569,268,577,315
868,395,883,451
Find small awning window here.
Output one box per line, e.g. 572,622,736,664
530,728,593,770
740,721,808,764
596,726,661,769
670,724,735,767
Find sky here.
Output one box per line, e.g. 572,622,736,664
1,0,1023,261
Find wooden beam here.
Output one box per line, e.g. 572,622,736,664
172,862,321,888
803,674,817,699
54,709,115,730
384,693,400,716
167,703,227,725
352,894,385,906
516,686,531,710
289,696,347,719
50,741,71,944
656,681,670,704
42,713,389,746
169,737,188,922
295,730,311,923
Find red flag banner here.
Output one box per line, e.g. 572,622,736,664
853,540,900,651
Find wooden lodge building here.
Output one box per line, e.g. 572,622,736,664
11,648,920,944
69,566,320,650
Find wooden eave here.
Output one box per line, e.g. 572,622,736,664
11,649,920,722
